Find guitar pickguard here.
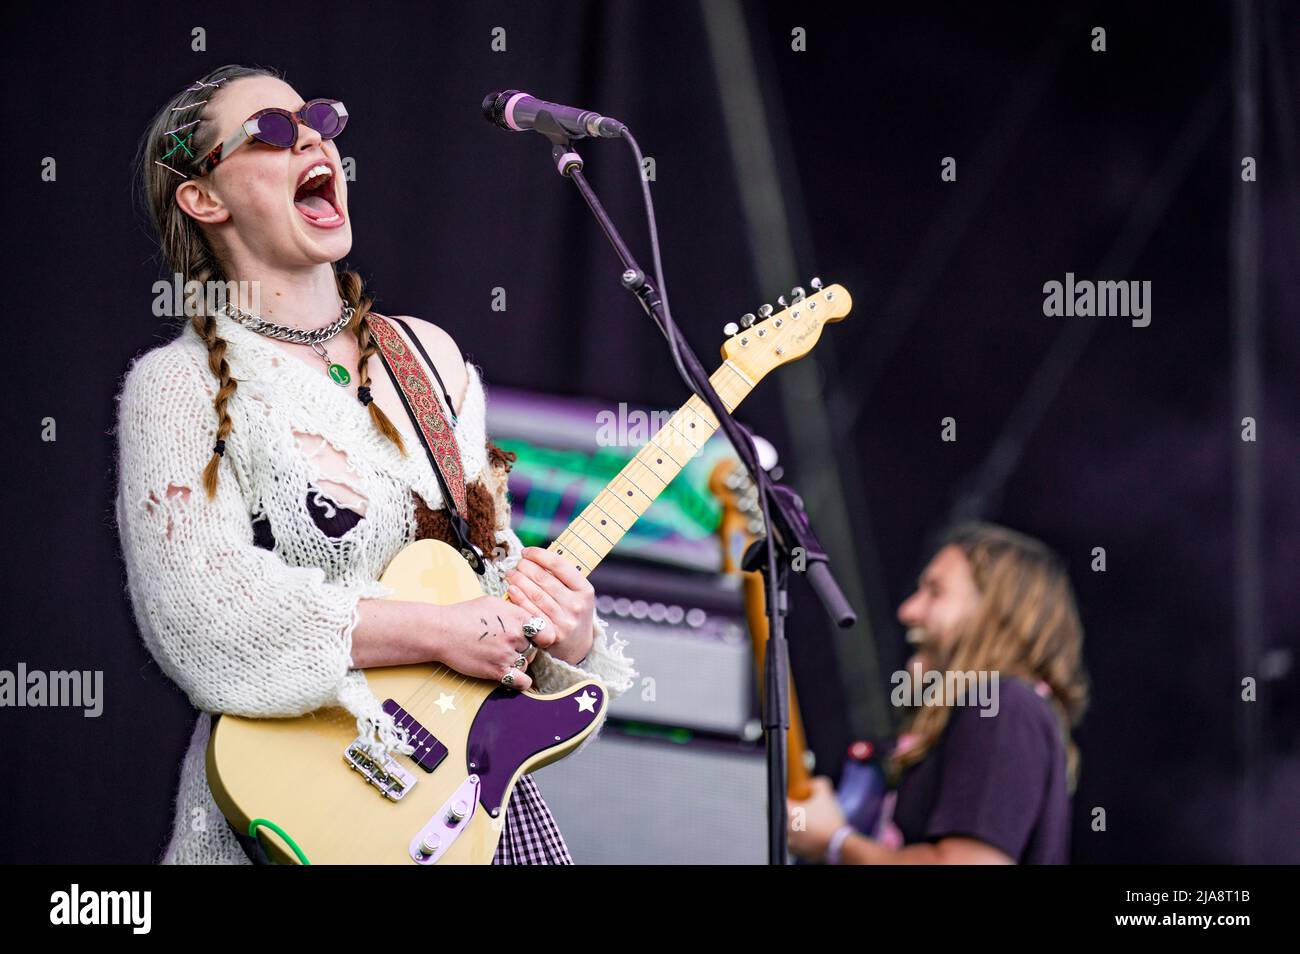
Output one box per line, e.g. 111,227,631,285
466,683,606,817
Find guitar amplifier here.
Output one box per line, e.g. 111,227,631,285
532,725,768,864
587,560,758,738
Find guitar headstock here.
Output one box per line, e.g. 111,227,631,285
719,277,852,381
707,459,761,573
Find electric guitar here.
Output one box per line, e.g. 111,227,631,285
207,280,852,864
708,456,817,800
709,456,888,839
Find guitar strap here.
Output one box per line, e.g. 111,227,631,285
367,313,485,574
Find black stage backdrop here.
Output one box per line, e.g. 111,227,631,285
0,0,1296,864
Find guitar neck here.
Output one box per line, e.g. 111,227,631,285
549,360,755,575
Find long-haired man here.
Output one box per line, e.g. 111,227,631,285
789,523,1089,864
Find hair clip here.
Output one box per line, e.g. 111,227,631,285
154,160,188,180
171,99,209,111
185,78,226,92
160,130,195,163
164,118,202,137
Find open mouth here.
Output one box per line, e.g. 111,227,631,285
293,163,344,227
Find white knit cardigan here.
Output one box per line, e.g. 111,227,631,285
114,308,636,865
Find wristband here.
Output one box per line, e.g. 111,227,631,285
825,824,855,865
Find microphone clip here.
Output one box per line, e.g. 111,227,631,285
536,112,585,176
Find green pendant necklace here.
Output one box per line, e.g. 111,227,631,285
312,340,352,386
219,300,356,387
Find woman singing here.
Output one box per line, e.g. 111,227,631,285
116,64,636,864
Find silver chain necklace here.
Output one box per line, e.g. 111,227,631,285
219,300,357,387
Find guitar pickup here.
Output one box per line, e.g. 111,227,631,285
383,699,448,774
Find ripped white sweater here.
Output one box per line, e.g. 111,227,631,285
113,308,636,864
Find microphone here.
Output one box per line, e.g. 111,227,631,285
481,90,626,139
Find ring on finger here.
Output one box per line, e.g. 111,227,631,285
501,668,517,688
513,654,528,669
522,616,548,639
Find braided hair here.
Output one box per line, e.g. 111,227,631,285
136,64,407,500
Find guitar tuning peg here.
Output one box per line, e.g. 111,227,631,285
809,277,823,291
790,286,806,302
724,321,740,337
758,303,774,319
776,295,789,309
739,313,757,329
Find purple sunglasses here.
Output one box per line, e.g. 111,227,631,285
196,99,348,176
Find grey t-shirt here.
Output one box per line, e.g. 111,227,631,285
892,676,1071,864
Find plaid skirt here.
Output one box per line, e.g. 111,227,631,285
493,774,573,864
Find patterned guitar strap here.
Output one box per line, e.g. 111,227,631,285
367,313,486,575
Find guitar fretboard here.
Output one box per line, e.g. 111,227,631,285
548,360,756,575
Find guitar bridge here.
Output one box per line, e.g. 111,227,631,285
343,740,417,801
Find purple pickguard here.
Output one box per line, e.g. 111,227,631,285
466,683,606,815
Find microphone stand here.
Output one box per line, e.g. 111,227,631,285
530,115,855,864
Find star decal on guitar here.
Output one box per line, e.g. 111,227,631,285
575,690,598,713
434,693,456,714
